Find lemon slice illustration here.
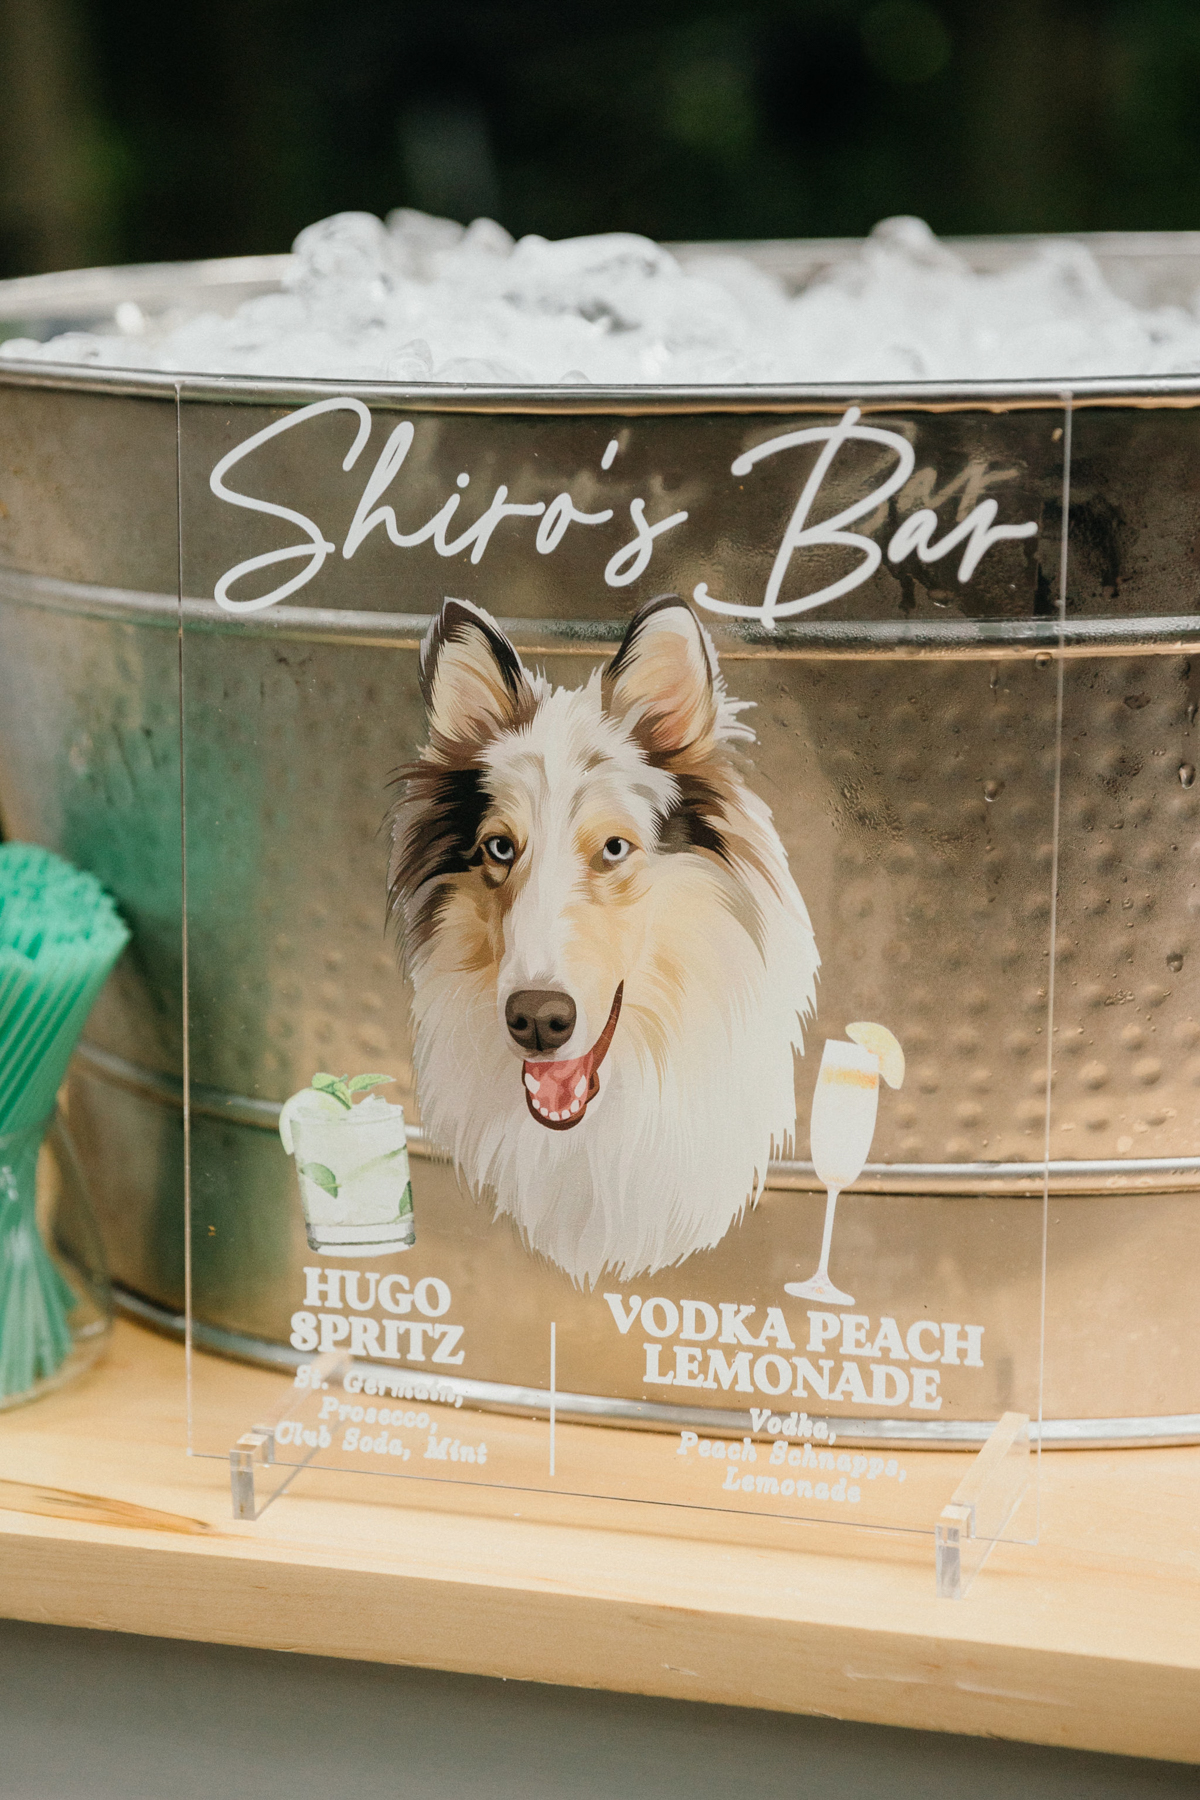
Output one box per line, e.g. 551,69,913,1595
278,1085,347,1155
846,1021,905,1090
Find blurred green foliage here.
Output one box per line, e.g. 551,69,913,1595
2,0,1200,276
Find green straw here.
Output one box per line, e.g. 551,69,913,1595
0,844,129,1402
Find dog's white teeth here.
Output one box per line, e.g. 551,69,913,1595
549,1110,562,1121
524,1073,541,1094
535,1103,549,1117
573,1076,587,1098
569,1100,581,1114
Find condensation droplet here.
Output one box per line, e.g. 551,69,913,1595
984,779,1004,802
1034,651,1052,669
1167,950,1185,972
1187,702,1198,726
1180,763,1196,788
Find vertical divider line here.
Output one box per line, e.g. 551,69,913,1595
175,382,193,1450
1038,392,1073,1540
549,1321,557,1477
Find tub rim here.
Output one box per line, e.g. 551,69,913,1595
6,235,1200,410
4,357,1200,412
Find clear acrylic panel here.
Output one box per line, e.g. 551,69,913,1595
178,385,1067,1559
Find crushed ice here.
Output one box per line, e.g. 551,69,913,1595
7,210,1200,383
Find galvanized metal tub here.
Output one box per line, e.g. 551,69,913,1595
1,233,1198,1448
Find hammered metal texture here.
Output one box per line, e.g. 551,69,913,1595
1053,654,1200,1163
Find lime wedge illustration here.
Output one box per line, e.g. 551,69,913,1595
846,1021,905,1089
278,1086,347,1155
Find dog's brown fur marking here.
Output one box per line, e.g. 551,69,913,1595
389,763,489,952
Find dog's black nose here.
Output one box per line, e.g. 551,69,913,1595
505,989,577,1054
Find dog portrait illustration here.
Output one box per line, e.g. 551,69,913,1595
388,594,819,1285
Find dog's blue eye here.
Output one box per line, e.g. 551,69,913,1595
602,837,631,864
483,835,516,864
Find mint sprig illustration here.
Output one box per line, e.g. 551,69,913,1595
298,1160,339,1197
311,1071,395,1109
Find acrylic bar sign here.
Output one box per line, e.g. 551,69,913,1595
180,380,1064,1585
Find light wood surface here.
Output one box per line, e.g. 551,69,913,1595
0,1320,1196,1763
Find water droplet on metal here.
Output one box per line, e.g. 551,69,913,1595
1179,763,1195,788
1167,951,1185,973
1034,651,1052,669
1187,702,1198,726
984,779,1004,802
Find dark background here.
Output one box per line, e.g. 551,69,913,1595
1,0,1199,277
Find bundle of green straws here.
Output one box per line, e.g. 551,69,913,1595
0,843,129,1403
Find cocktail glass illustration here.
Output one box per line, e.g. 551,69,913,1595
785,1024,904,1307
279,1072,414,1256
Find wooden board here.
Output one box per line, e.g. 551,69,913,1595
0,1320,1196,1763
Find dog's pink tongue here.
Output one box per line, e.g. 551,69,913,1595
524,1053,592,1120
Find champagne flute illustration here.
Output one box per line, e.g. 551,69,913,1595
786,1023,904,1307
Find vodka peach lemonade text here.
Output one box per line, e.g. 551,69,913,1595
606,1295,982,1412
209,401,1038,624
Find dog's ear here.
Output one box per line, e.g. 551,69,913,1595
604,596,718,757
420,599,533,755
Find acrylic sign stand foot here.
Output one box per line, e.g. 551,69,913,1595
230,1350,351,1520
935,1411,1031,1599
